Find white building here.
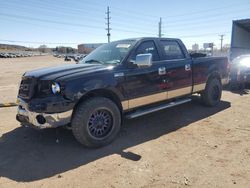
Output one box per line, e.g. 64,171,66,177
192,44,199,51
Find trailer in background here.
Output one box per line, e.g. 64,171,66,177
230,19,250,89
230,19,250,61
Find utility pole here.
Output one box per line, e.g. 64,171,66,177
105,6,111,43
219,34,225,52
158,17,162,38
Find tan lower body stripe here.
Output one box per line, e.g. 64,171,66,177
193,83,206,93
122,85,198,110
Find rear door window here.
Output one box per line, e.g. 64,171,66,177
160,40,185,60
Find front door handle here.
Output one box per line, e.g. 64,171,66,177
185,64,191,71
158,67,166,75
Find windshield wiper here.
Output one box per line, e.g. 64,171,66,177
84,59,104,65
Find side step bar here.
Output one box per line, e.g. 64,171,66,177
126,98,191,119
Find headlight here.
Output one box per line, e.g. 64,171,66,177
240,57,250,67
51,82,61,94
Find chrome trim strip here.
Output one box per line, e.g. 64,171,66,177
126,98,191,119
193,83,206,93
114,72,124,77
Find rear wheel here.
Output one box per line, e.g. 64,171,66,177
201,77,222,107
72,97,121,148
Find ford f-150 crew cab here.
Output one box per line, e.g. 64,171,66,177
16,37,229,147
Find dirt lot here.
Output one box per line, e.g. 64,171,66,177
0,56,250,188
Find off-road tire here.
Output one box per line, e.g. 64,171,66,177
72,97,121,148
201,77,222,107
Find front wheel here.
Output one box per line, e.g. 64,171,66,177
72,97,121,148
201,78,222,107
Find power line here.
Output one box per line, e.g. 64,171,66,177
113,8,248,31
0,13,104,29
0,2,106,24
1,1,248,33
0,13,155,35
2,0,151,25
105,6,111,43
0,10,233,36
162,2,250,19
0,2,157,29
179,32,230,39
0,39,79,45
115,2,250,20
0,2,240,43
39,0,105,12
163,8,250,26
1,17,96,35
0,13,230,38
58,0,250,22
68,0,250,21
165,29,230,39
1,2,237,36
1,2,222,34
5,0,249,27
3,0,250,27
27,0,104,15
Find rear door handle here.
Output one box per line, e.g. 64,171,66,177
185,64,191,71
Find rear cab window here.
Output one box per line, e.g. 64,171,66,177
160,40,185,60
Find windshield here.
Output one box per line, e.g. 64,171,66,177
79,40,136,65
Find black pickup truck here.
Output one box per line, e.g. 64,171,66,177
16,37,229,147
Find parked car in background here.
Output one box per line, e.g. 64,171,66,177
0,53,8,58
0,51,41,58
230,19,250,61
64,56,71,61
230,19,250,89
73,54,86,62
230,55,250,89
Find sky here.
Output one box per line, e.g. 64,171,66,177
0,0,250,49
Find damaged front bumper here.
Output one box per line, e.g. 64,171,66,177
16,98,73,129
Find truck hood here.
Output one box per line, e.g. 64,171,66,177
24,63,112,80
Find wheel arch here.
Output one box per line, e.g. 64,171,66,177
206,69,222,84
197,69,222,95
73,88,123,116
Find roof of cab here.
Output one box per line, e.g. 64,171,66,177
115,37,181,42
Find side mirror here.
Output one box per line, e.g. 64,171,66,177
134,53,152,68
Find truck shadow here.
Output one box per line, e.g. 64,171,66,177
223,84,250,96
0,98,231,182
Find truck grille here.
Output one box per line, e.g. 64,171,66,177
18,77,36,100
